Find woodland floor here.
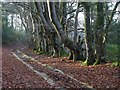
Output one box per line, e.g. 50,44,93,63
2,42,120,89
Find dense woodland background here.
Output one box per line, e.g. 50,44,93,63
1,1,120,66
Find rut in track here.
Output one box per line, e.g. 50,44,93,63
11,49,94,89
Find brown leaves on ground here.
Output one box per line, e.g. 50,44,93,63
23,48,120,89
2,43,120,89
2,46,52,88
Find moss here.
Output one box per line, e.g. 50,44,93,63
93,59,98,66
81,59,88,66
112,61,120,67
33,48,38,53
33,48,47,54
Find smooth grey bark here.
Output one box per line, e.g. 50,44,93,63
82,2,95,64
95,2,106,64
61,2,67,33
43,2,63,57
49,2,84,60
11,15,14,28
35,2,62,57
74,2,80,45
73,2,81,60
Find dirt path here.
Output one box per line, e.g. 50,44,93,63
2,46,52,88
11,49,93,89
2,43,120,89
2,44,93,89
19,45,120,89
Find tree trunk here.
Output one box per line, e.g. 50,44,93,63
11,15,14,28
49,2,85,61
35,2,62,57
61,2,67,33
82,3,95,65
95,2,106,64
74,2,80,45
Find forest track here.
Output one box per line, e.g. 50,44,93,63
2,46,53,88
11,49,94,89
3,43,120,89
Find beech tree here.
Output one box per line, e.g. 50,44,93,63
3,1,120,65
35,1,120,64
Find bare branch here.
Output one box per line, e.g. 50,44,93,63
105,1,120,32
